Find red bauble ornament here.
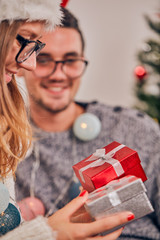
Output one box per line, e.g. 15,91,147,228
61,0,69,7
134,66,147,80
18,197,45,221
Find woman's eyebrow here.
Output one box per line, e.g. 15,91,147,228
18,30,42,40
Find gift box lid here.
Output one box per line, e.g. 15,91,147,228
73,141,147,192
85,175,146,210
74,141,141,176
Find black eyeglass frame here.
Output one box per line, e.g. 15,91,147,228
35,58,89,79
15,34,46,63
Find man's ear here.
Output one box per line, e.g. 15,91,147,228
16,68,24,77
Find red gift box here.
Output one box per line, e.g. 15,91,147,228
72,141,147,192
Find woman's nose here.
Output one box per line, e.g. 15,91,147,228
18,52,37,71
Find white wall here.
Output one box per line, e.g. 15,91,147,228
66,0,159,107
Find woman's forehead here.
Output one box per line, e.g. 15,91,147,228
18,21,45,39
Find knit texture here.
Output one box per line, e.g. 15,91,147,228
15,101,160,239
1,216,55,240
0,176,56,239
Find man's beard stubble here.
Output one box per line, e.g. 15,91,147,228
30,94,73,114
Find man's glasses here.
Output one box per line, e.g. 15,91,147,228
15,34,46,63
34,55,88,79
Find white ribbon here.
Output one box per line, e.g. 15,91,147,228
88,175,134,198
79,144,125,183
88,175,135,206
108,192,121,206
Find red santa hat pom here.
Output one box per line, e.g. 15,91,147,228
61,0,69,7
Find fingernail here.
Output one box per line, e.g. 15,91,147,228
79,190,87,197
127,214,135,221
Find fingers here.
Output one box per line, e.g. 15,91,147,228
79,186,83,192
100,228,123,240
75,211,134,237
71,211,93,223
58,190,88,219
86,228,123,240
48,191,89,231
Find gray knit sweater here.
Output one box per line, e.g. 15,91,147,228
0,175,56,240
15,101,160,239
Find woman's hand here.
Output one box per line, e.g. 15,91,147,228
48,190,134,240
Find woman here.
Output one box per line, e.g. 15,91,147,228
0,0,134,239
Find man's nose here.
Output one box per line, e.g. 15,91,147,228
49,62,66,78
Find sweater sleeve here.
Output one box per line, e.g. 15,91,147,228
0,216,57,240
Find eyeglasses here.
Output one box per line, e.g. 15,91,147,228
15,34,46,63
34,56,89,79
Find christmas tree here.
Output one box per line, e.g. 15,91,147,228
134,14,160,123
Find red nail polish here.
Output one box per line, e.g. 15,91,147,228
127,214,135,221
79,190,87,197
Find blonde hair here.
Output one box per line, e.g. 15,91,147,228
0,20,32,177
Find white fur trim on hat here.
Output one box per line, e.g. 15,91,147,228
0,0,63,31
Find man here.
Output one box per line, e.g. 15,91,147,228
15,7,160,239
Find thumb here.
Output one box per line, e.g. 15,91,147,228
61,190,88,218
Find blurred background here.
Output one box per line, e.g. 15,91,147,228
67,0,160,108
17,0,160,118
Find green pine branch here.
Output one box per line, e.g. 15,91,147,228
134,13,160,123
145,15,160,34
135,89,160,122
137,40,160,73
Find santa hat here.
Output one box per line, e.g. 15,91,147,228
0,0,62,31
61,0,69,7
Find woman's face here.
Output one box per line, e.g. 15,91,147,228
5,21,45,83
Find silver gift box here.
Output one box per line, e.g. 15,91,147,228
85,175,154,234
